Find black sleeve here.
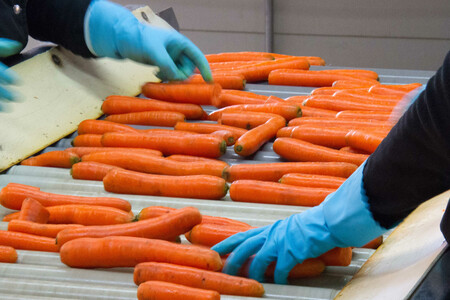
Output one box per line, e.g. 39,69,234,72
26,0,94,58
363,50,450,230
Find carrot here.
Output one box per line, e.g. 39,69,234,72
321,69,379,81
213,89,268,108
205,51,274,63
361,235,383,249
303,95,396,112
333,89,403,103
345,129,389,153
18,198,50,223
45,205,134,225
134,262,264,297
339,146,371,155
223,161,357,182
72,134,103,147
234,116,286,156
65,147,163,157
105,111,186,127
0,230,58,252
209,102,301,121
207,130,234,146
273,137,368,166
270,53,326,66
310,86,368,96
77,119,138,135
0,183,131,212
218,111,283,130
187,72,246,90
8,220,83,238
0,245,18,263
319,247,352,266
276,125,351,149
279,173,345,189
285,97,338,118
101,132,226,158
288,116,391,129
332,79,380,89
205,61,262,71
368,83,422,96
335,110,392,121
60,236,223,270
71,161,123,181
102,95,206,120
186,223,257,247
245,257,325,279
141,82,222,106
165,155,229,169
137,280,220,300
174,122,248,139
103,169,228,200
2,212,20,222
82,150,228,177
20,150,80,168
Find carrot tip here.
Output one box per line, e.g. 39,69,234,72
234,144,243,153
220,140,227,155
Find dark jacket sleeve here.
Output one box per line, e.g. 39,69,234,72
26,0,94,58
363,50,450,233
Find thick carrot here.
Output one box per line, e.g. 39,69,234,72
209,102,301,121
205,51,274,63
368,83,422,96
213,89,268,108
279,173,345,189
56,206,202,246
60,236,223,270
77,119,138,135
332,79,380,89
103,169,228,200
0,183,131,211
335,110,392,121
187,72,246,90
101,132,226,158
319,247,352,266
65,147,163,157
186,223,256,248
321,69,379,81
45,205,134,225
105,111,186,127
273,137,368,166
20,150,80,168
230,179,334,206
361,235,383,249
250,258,325,279
102,95,205,120
0,245,18,263
72,134,103,147
223,162,358,182
18,198,50,223
276,125,350,149
345,129,389,153
134,262,264,297
141,82,222,106
303,95,396,112
174,122,248,140
0,230,58,252
137,280,220,300
218,111,283,130
8,220,83,238
234,116,286,156
288,117,391,129
208,130,235,146
71,161,123,181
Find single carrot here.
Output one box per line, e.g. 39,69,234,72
234,116,286,156
102,95,206,120
205,51,274,63
105,111,186,127
276,125,350,149
223,162,358,182
368,83,422,96
2,212,20,222
303,95,396,112
335,110,392,121
273,137,368,166
279,173,345,189
213,89,268,108
134,262,264,297
20,150,80,168
141,82,222,106
218,111,283,130
187,72,246,90
310,86,368,96
209,102,301,121
45,205,134,225
186,223,256,248
64,147,163,157
321,69,379,81
0,245,18,263
270,53,326,66
339,146,371,155
71,161,123,181
333,89,403,103
165,155,229,169
285,97,338,118
18,198,50,223
209,130,235,146
319,247,352,266
137,280,220,300
103,169,228,200
332,79,380,89
60,236,223,270
288,117,391,129
72,134,103,147
205,61,261,71
77,119,138,135
345,129,389,154
0,183,131,212
0,230,58,252
361,235,383,249
101,132,226,158
174,122,248,139
8,220,83,238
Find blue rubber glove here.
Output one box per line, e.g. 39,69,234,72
0,38,22,102
84,0,212,82
212,161,388,284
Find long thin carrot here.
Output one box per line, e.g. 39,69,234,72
103,169,228,200
72,134,103,147
332,79,380,89
101,132,226,158
310,86,368,96
0,245,18,263
0,183,131,211
102,95,206,120
368,83,422,96
223,162,358,182
165,154,230,169
77,119,138,135
71,161,123,181
333,89,403,103
285,97,338,118
60,236,223,270
276,125,350,149
45,205,134,225
20,150,80,168
218,111,283,130
141,82,222,106
137,280,221,300
18,198,50,223
205,61,261,71
335,110,392,121
303,95,396,112
270,53,326,66
321,69,379,81
205,51,274,63
345,129,389,154
209,102,301,121
105,111,186,127
187,72,246,90
0,230,58,252
319,247,352,266
174,122,248,140
273,137,368,166
134,262,264,297
288,116,391,129
279,173,345,189
213,89,268,108
65,147,163,157
8,220,83,238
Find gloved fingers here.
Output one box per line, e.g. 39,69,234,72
273,254,298,285
175,54,196,79
0,63,19,85
151,49,188,82
211,226,267,256
181,40,212,82
248,243,278,282
0,38,22,58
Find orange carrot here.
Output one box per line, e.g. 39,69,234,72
45,205,134,225
276,125,350,149
137,280,221,300
332,79,380,89
77,119,138,135
208,130,235,146
368,83,422,96
270,53,326,66
0,183,131,211
8,220,83,238
209,102,301,121
2,212,20,222
345,129,389,153
205,61,262,71
335,110,392,121
105,111,186,127
18,198,50,223
279,173,345,189
0,245,18,263
141,82,222,106
187,72,246,90
134,262,264,297
218,111,283,130
303,95,396,112
205,51,274,63
333,89,403,103
60,236,223,270
213,89,268,108
165,155,229,169
174,122,248,140
285,97,338,118
20,150,80,168
339,146,371,155
72,134,103,147
319,247,352,266
71,161,123,181
103,169,228,200
273,137,368,166
288,116,391,129
65,147,163,157
0,230,58,252
321,69,379,81
361,235,383,249
186,223,256,248
310,86,368,96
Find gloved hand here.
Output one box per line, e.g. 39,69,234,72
212,161,388,284
0,38,22,103
84,0,212,82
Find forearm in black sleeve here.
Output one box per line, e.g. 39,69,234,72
363,51,450,229
26,0,94,58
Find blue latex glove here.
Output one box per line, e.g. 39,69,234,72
84,0,212,82
212,161,388,284
0,38,22,102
